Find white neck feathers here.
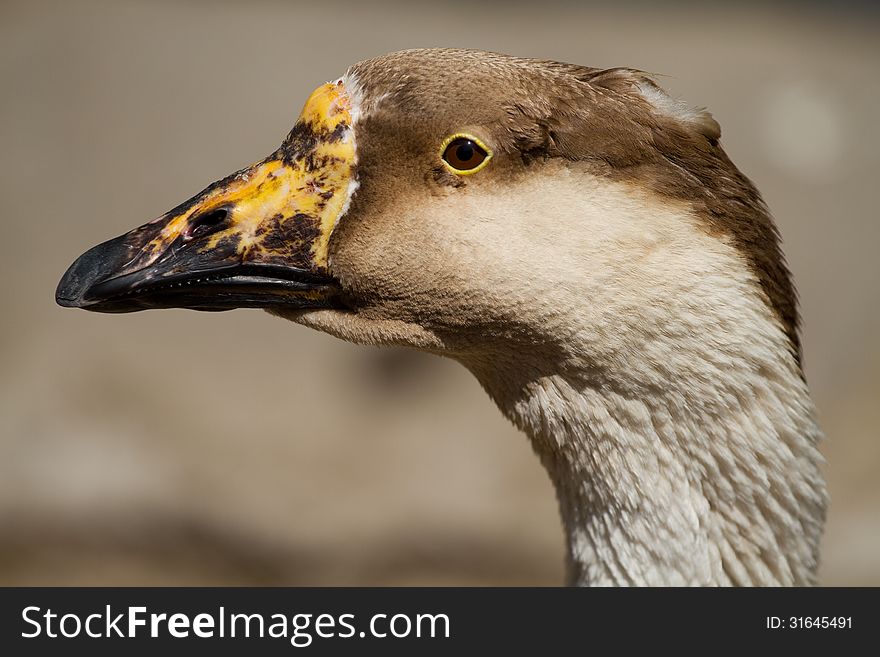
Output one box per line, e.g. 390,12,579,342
461,170,826,585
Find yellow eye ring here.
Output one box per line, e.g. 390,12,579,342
439,133,492,175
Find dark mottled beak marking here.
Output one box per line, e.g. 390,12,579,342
57,81,356,313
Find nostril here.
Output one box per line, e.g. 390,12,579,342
185,207,230,240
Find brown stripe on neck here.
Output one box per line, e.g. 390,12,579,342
516,67,804,364
615,133,803,365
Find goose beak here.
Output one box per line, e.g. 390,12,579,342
56,81,356,314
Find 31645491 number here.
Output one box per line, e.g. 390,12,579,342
766,617,852,629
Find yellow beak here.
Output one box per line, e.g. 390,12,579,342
57,81,357,313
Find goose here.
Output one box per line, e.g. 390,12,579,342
56,48,826,586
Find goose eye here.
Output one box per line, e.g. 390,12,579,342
441,136,491,174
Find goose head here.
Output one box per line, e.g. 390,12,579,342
57,49,826,586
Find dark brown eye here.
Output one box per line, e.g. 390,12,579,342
441,136,490,173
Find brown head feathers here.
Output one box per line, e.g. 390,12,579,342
347,49,801,360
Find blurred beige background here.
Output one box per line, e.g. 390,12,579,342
1,0,878,585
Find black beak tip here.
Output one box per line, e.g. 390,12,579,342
55,292,82,308
56,259,90,308
56,235,130,309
